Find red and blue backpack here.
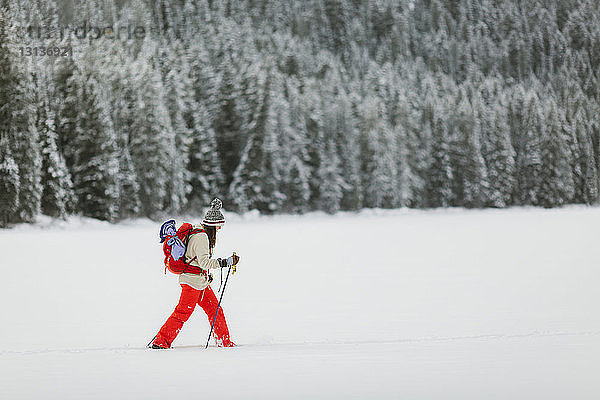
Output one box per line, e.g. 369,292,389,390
160,220,208,275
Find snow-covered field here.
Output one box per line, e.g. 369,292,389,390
1,207,599,399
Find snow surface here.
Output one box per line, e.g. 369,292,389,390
1,207,599,399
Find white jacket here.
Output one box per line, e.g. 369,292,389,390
178,228,221,290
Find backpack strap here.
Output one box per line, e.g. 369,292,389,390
182,227,206,275
185,228,205,244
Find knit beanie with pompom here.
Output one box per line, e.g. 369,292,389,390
202,198,225,227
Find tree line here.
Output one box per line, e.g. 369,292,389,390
1,0,599,226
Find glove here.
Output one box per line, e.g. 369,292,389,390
218,254,240,268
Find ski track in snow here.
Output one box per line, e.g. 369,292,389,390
2,330,598,357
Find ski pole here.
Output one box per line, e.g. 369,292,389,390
205,265,232,349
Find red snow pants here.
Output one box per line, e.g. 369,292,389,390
153,284,233,348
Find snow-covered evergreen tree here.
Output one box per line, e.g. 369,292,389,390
383,64,426,208
0,8,42,223
186,107,225,210
537,98,575,207
68,60,120,221
117,147,141,219
36,71,75,219
316,133,346,213
272,75,311,213
571,110,599,204
92,39,142,219
160,39,192,213
480,105,516,208
563,88,599,205
426,113,454,208
188,39,220,124
213,54,249,188
25,2,77,219
511,87,544,206
321,69,361,211
358,95,398,208
54,35,79,173
186,39,225,209
129,41,175,218
229,69,284,213
450,89,489,208
0,135,19,227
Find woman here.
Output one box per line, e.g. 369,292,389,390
151,198,239,349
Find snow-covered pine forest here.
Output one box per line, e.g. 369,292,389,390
1,0,600,225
